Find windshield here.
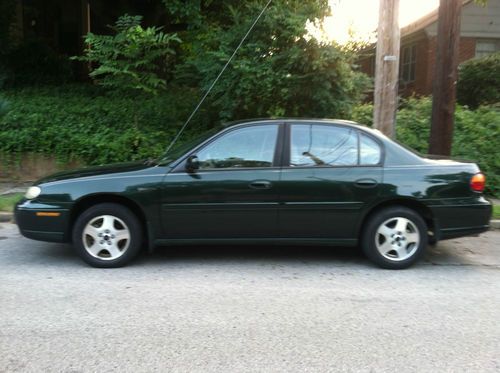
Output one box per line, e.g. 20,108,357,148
158,127,221,165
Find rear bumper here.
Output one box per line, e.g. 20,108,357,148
15,199,71,243
428,197,492,241
439,225,490,240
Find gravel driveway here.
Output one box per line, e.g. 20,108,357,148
0,223,499,372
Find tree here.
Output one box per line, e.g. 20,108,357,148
173,1,369,122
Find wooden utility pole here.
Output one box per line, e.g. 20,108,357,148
428,0,462,155
373,0,400,138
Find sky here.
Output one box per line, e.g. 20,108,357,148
318,0,440,44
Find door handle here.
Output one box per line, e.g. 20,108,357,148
354,178,378,188
249,180,272,190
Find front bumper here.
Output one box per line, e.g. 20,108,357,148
15,199,71,243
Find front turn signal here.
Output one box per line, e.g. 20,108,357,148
470,173,486,193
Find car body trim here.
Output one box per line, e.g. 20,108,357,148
155,238,358,246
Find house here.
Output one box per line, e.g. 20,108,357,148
358,0,500,98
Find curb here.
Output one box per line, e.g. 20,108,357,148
491,220,500,230
0,212,13,223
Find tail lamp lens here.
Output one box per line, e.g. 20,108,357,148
470,173,486,192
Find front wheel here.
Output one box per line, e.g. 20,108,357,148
361,206,428,269
72,203,143,268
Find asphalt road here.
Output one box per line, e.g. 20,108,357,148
0,223,499,373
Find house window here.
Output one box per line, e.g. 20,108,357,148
400,44,416,83
475,40,500,58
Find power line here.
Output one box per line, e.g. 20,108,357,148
164,0,273,154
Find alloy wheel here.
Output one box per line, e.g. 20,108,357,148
82,215,131,260
375,217,420,262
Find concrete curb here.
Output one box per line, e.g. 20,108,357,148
491,220,500,230
0,212,13,223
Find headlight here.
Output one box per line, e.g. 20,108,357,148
25,186,41,200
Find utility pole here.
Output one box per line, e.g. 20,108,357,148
373,0,400,138
428,0,462,155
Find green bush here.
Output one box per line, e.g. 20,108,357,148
0,85,207,165
457,52,500,109
74,14,181,95
1,89,498,197
351,97,500,196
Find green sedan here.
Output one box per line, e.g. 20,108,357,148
15,119,492,269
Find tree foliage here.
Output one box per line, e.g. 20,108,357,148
173,1,369,121
75,15,181,95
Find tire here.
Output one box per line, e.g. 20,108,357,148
361,206,427,269
72,203,143,268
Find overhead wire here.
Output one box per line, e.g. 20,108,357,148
164,0,273,154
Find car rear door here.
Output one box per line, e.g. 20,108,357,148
160,123,284,239
277,122,383,241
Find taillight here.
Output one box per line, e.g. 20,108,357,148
470,173,486,192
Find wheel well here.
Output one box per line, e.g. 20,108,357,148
359,199,436,242
69,194,149,245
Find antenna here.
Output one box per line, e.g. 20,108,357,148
164,0,273,154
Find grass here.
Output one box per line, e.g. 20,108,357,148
493,205,500,219
0,193,23,212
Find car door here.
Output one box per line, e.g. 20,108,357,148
277,122,383,241
160,123,283,239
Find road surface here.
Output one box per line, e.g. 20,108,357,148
0,223,499,372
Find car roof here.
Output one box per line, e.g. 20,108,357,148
223,118,366,129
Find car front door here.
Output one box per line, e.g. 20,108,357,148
160,123,283,240
277,122,383,242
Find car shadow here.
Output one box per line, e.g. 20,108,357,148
135,244,369,267
5,233,481,270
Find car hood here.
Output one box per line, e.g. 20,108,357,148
36,161,155,185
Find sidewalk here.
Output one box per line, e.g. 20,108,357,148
0,182,31,195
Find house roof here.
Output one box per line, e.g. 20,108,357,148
401,0,473,37
358,0,474,54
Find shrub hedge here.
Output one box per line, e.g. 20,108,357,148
351,97,500,197
0,85,211,165
457,52,500,109
1,88,499,196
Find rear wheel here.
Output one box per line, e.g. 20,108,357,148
72,203,142,268
361,206,427,269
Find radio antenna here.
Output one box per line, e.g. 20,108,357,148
165,0,273,154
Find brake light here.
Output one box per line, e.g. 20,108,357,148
470,173,486,192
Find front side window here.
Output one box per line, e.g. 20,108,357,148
290,124,358,167
196,125,278,169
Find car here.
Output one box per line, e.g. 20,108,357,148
15,119,492,269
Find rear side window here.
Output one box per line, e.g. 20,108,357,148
290,124,358,167
360,133,381,165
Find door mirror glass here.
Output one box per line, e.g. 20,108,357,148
186,155,200,172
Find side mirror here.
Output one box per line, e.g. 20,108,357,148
186,155,200,172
